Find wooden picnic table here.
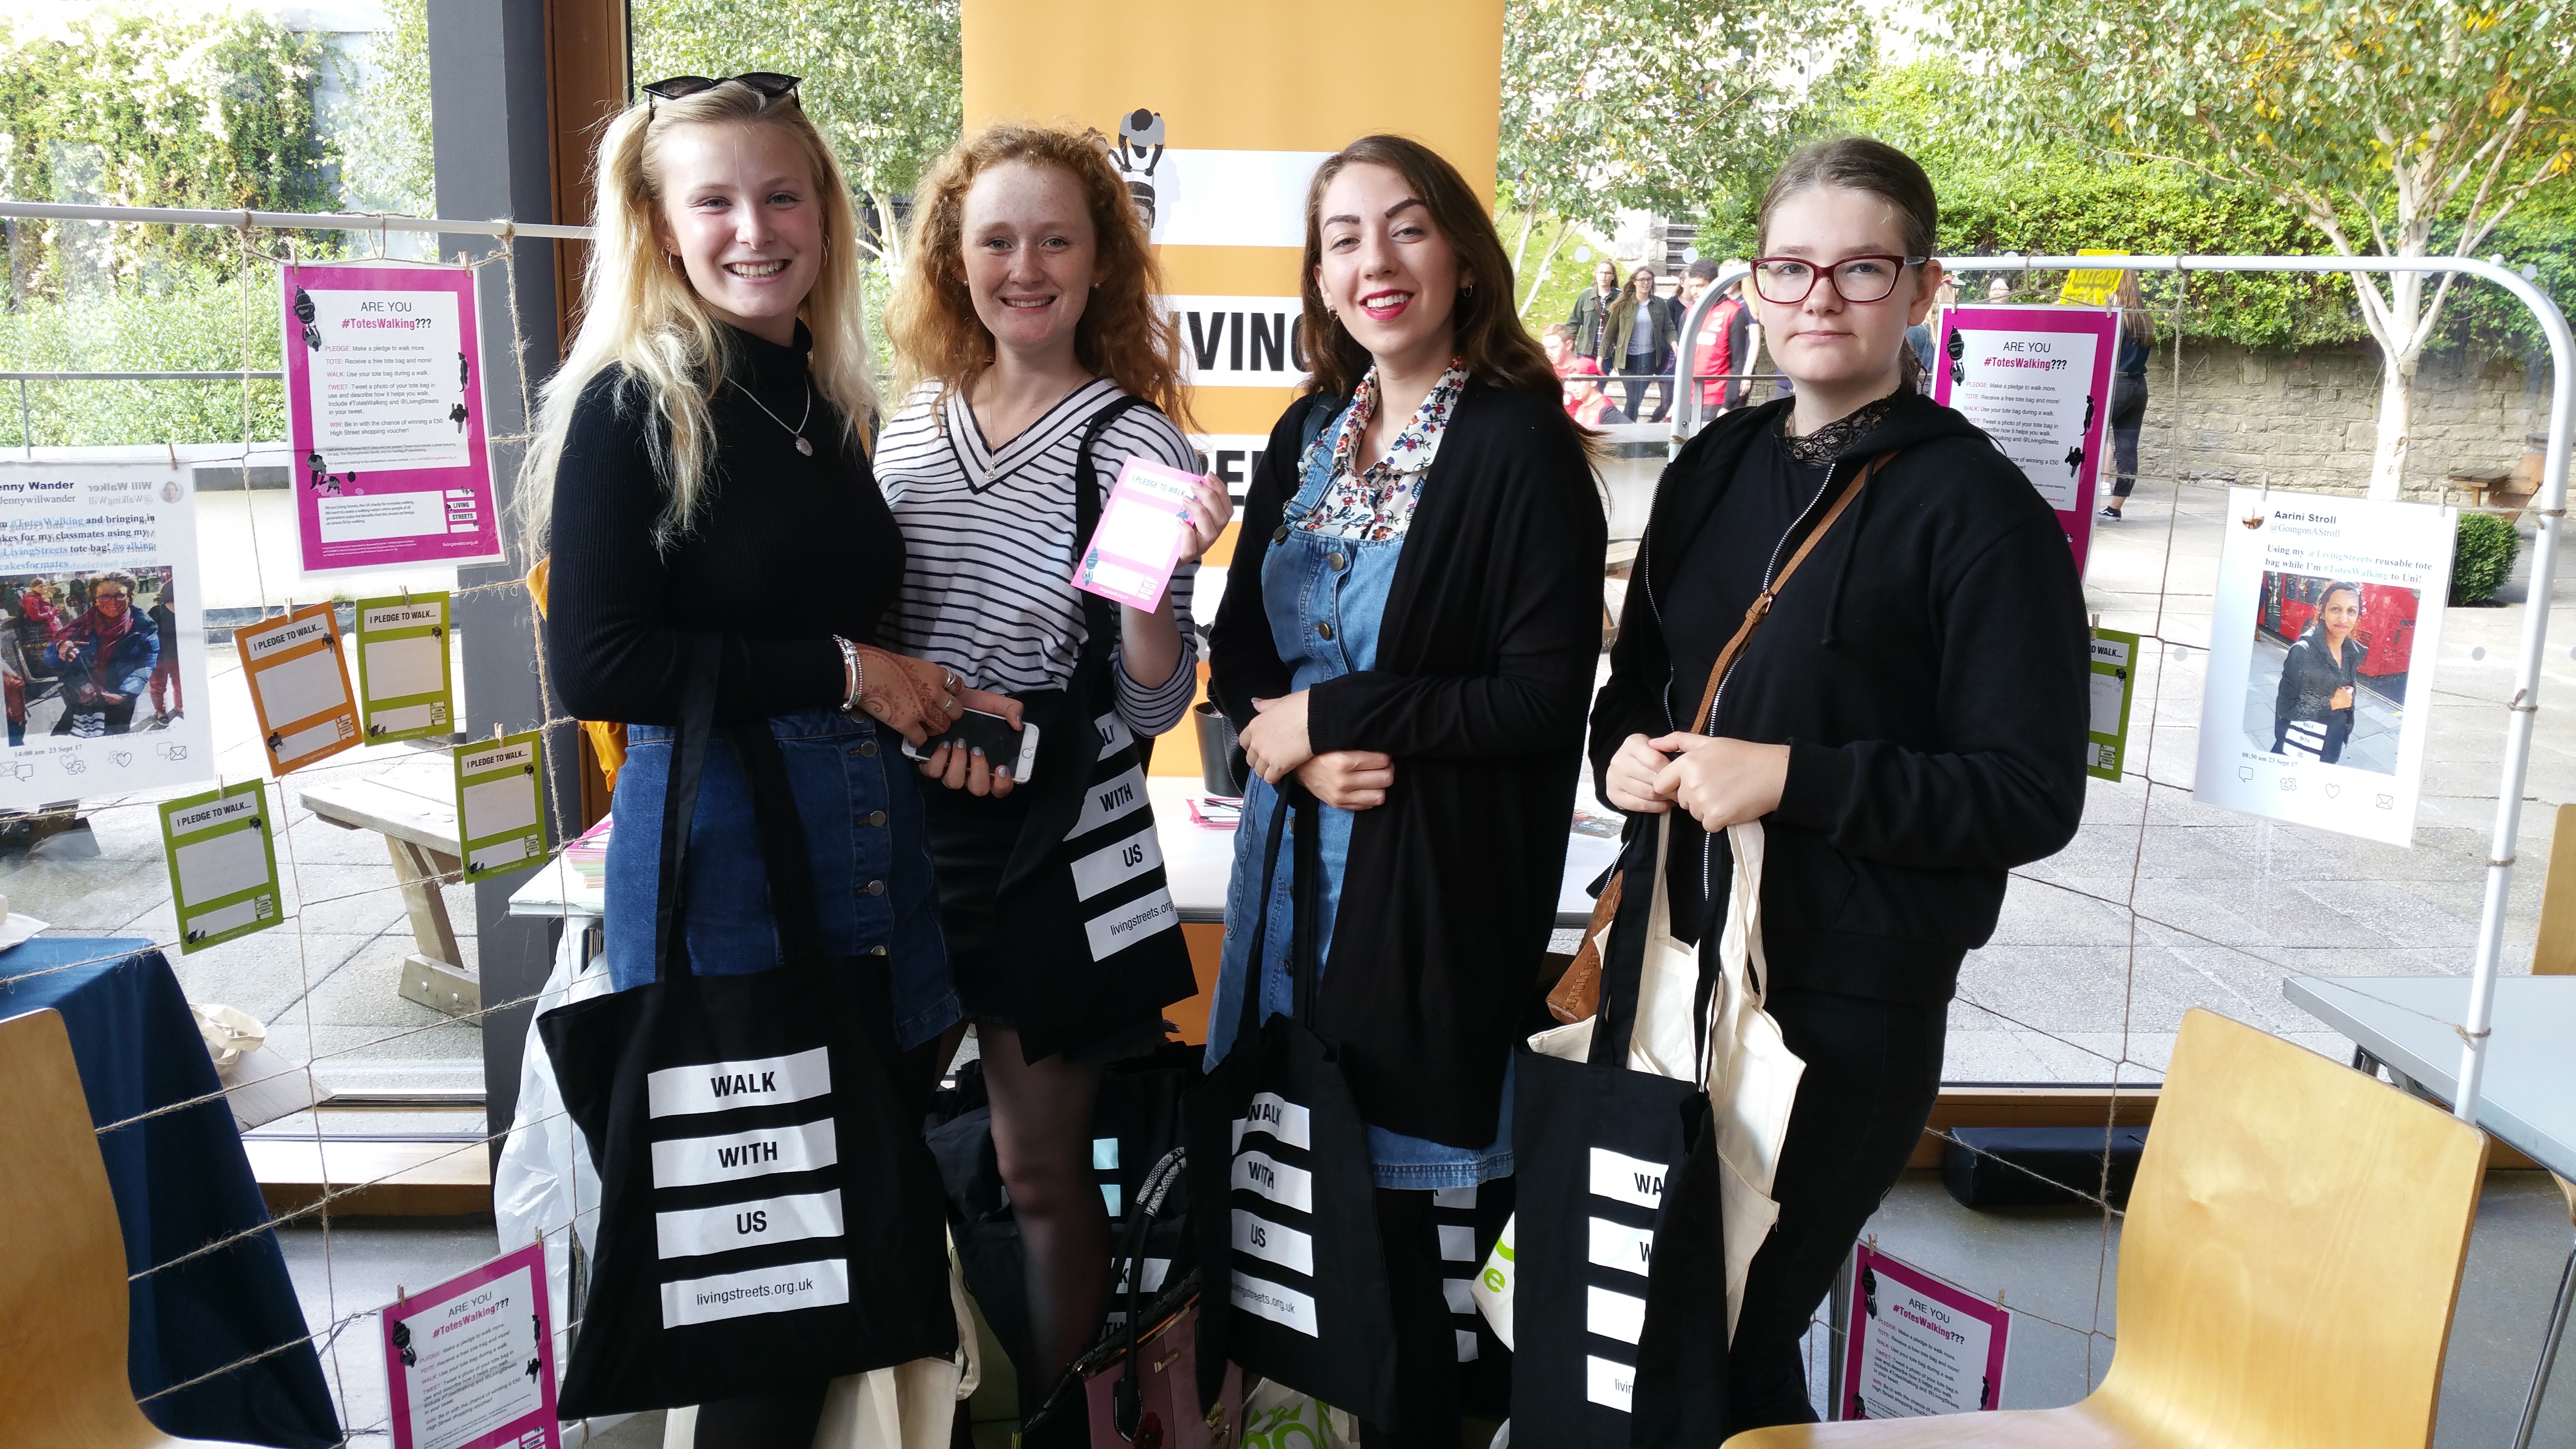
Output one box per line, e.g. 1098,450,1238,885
296,757,478,1015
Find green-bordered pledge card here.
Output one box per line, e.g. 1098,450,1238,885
354,592,454,743
160,780,284,954
455,730,547,881
2087,628,2141,782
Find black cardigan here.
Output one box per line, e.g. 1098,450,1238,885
1590,391,2090,1006
1209,380,1607,1148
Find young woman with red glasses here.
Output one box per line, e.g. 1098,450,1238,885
1590,137,2091,1433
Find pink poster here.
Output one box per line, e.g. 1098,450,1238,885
1932,303,2118,579
1838,1242,2012,1421
381,1241,560,1449
283,263,502,574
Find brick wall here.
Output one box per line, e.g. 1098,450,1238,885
2130,340,2553,499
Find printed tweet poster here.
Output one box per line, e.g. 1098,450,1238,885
381,1241,560,1449
282,262,502,574
159,780,284,954
1932,305,2118,579
355,593,454,743
2087,628,2141,782
242,604,362,775
1838,1243,2010,1420
0,462,215,809
2194,489,2452,846
454,731,547,882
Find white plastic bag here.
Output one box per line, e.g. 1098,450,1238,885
491,927,610,1357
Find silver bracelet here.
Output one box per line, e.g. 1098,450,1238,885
833,635,862,714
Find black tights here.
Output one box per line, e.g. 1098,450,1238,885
1358,1187,1463,1449
978,1023,1111,1391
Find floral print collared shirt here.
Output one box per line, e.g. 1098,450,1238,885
1293,358,1469,542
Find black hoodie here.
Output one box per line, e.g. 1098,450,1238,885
1589,389,2091,1006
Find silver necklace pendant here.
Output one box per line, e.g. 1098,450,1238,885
795,435,813,456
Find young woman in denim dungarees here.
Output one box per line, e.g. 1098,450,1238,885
523,77,1011,1449
1208,136,1607,1447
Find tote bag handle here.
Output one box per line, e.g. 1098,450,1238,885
647,632,829,986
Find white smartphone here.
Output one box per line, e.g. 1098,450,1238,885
899,708,1041,782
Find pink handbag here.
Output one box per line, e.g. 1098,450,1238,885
1085,1302,1243,1449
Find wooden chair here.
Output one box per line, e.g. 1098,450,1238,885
1724,1008,2490,1449
2513,803,2576,1446
0,1009,238,1447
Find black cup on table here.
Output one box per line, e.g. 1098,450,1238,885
1193,700,1244,798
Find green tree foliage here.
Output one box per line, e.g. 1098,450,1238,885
630,0,962,266
1930,0,2576,496
1498,0,1871,315
0,6,335,289
337,0,435,218
0,268,286,447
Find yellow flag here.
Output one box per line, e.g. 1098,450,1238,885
2058,248,2126,306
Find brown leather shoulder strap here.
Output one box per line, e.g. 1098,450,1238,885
1687,446,1902,734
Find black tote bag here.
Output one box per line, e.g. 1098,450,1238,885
1510,819,1730,1445
537,635,956,1417
1184,793,1400,1425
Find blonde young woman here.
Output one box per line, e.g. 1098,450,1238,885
521,75,999,1447
876,124,1229,1408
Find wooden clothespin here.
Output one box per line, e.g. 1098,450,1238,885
2091,612,2101,641
493,721,505,742
400,584,411,605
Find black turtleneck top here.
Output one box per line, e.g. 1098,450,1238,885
545,323,901,725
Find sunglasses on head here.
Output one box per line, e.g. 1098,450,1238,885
640,72,802,112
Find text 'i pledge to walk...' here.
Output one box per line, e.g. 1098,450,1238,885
158,779,284,954
282,262,503,574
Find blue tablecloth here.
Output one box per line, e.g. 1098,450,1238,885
0,936,339,1448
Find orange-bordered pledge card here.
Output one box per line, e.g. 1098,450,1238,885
241,602,361,775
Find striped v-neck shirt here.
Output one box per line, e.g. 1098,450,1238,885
877,377,1201,736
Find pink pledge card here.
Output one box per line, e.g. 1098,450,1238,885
1075,456,1201,611
381,1241,559,1449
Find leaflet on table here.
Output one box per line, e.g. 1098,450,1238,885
456,730,549,881
1932,305,2117,579
283,262,502,574
2087,627,2141,782
242,603,362,775
0,462,216,809
159,780,284,954
380,1240,560,1449
1838,1242,2010,1420
2193,489,2451,846
355,592,455,743
1075,456,1201,611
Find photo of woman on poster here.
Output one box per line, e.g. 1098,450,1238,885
2270,580,2363,763
2245,573,2415,773
0,569,175,742
44,571,157,739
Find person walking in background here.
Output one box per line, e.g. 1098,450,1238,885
1606,263,1680,422
146,585,181,724
877,122,1227,1413
1683,258,1754,416
2099,272,2154,520
1563,354,1629,426
45,573,154,738
1568,256,1621,362
1542,321,1576,376
1209,133,1605,1447
1590,137,2088,1434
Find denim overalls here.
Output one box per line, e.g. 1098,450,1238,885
603,707,959,1051
1204,402,1514,1189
